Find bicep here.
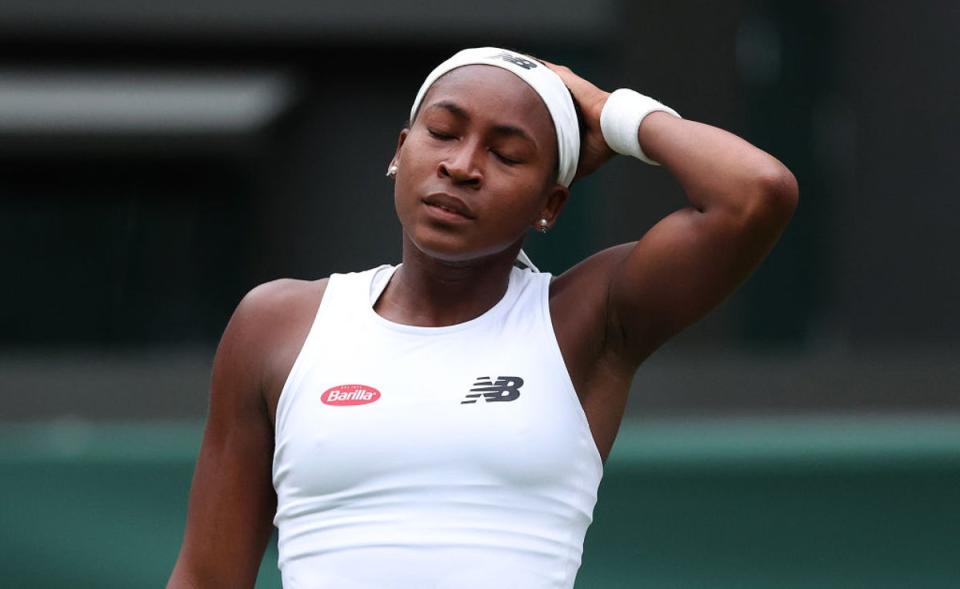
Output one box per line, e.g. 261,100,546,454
168,298,277,588
607,200,791,362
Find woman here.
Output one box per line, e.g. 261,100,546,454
167,47,798,588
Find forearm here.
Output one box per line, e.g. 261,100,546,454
638,111,798,217
541,59,798,219
166,563,205,589
166,524,267,589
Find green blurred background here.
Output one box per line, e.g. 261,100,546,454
1,0,958,586
3,419,959,587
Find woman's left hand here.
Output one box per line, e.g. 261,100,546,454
541,60,616,180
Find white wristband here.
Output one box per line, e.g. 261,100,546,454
600,88,680,166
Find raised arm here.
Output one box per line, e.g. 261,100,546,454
167,286,281,589
610,111,798,359
547,63,798,366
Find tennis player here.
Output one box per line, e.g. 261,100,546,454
167,47,797,588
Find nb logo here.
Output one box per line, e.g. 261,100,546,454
461,376,524,404
489,52,538,71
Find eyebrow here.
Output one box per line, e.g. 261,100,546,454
429,100,471,121
426,100,538,148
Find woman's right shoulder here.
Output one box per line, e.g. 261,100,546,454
228,277,331,344
224,278,329,349
239,277,330,316
217,278,333,408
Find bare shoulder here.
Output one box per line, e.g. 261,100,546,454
225,277,330,358
548,244,636,390
236,277,329,326
169,276,330,588
224,277,331,418
550,242,634,335
550,243,634,305
238,277,329,316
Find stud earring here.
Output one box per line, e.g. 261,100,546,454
537,218,550,233
386,164,398,178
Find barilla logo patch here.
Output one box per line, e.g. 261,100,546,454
321,384,381,406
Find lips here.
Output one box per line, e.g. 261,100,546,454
422,193,476,220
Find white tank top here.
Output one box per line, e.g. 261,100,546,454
272,264,603,589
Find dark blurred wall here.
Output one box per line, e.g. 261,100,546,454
1,1,957,419
832,1,960,345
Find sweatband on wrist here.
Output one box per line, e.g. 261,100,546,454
600,88,680,166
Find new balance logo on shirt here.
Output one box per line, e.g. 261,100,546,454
461,376,524,404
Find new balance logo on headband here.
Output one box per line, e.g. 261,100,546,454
461,376,524,404
489,52,538,70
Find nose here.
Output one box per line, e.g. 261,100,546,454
438,140,483,187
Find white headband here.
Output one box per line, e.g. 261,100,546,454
409,47,580,187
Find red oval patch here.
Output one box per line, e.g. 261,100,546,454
321,384,381,406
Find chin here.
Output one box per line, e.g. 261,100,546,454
405,226,521,266
408,229,480,263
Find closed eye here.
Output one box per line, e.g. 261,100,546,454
492,151,521,165
427,128,455,140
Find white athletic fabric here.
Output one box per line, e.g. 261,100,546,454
273,264,603,588
409,47,580,188
599,88,680,165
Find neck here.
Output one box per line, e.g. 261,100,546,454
374,235,523,327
